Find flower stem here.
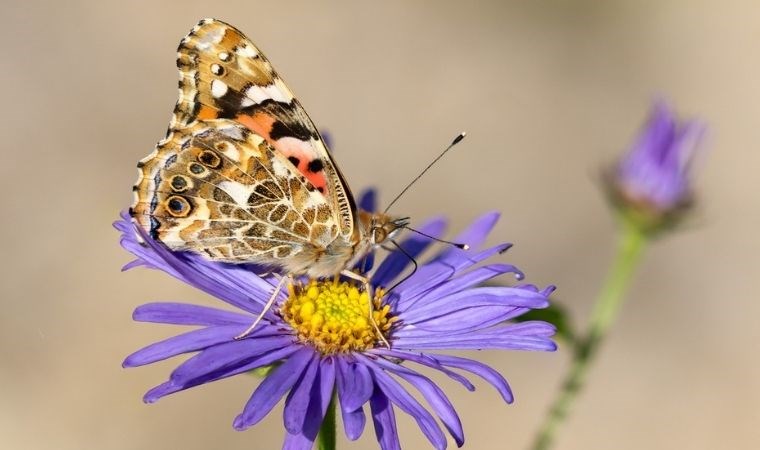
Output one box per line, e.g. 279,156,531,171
317,393,337,450
530,222,648,450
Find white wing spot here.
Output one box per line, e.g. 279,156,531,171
218,124,245,141
238,44,259,58
218,180,256,206
210,64,223,75
211,79,228,98
218,51,230,61
243,82,293,104
196,28,225,50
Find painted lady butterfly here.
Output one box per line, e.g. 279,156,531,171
130,18,408,340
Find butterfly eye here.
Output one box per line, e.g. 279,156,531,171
372,227,387,244
165,195,192,217
198,150,222,168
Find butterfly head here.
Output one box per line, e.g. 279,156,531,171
357,211,408,246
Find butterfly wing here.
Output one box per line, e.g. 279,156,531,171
132,119,340,266
169,18,357,241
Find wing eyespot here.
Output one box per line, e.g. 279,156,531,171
198,149,222,168
165,195,193,217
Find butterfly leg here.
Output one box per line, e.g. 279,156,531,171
340,270,391,349
234,274,290,340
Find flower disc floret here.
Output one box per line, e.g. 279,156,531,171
282,279,394,354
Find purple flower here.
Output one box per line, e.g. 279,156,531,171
610,100,707,230
116,203,556,449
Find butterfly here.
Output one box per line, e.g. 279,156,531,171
130,18,408,341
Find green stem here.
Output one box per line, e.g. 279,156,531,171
530,222,648,450
317,393,337,450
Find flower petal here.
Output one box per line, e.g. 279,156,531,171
336,358,370,440
368,349,475,392
432,212,500,261
369,387,401,450
399,286,550,324
393,243,513,311
170,336,294,384
282,358,336,449
142,339,298,403
335,358,374,411
283,354,321,433
116,214,279,314
394,327,557,352
132,302,252,326
374,357,464,446
124,325,245,367
361,356,447,450
420,263,524,303
391,261,456,309
431,354,515,403
396,306,524,335
234,347,316,430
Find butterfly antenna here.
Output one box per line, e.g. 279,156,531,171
403,226,469,250
383,132,467,214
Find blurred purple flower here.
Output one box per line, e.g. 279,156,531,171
610,100,707,229
116,203,556,449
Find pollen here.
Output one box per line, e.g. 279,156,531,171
281,279,396,354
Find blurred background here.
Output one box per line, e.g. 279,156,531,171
2,0,758,449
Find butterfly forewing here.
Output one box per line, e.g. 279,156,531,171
169,18,356,239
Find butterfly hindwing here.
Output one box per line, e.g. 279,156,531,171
133,120,340,264
170,18,357,239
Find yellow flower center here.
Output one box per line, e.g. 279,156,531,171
281,279,396,354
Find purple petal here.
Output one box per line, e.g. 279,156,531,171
335,358,374,411
116,214,278,314
394,328,557,351
142,339,298,403
396,306,526,335
420,263,524,302
393,243,513,312
143,343,299,403
368,349,475,392
616,100,707,210
432,212,500,262
124,325,245,367
234,347,316,430
359,189,377,212
284,355,321,433
282,430,313,450
170,336,295,384
282,358,336,449
374,358,464,446
372,217,448,287
399,286,550,323
132,302,252,326
433,354,515,403
361,356,447,450
121,259,145,271
336,358,370,440
339,401,366,441
369,387,401,450
391,261,456,309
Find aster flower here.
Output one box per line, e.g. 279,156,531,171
608,99,706,234
117,197,556,449
530,100,710,450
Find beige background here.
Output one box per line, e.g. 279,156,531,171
2,1,758,449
